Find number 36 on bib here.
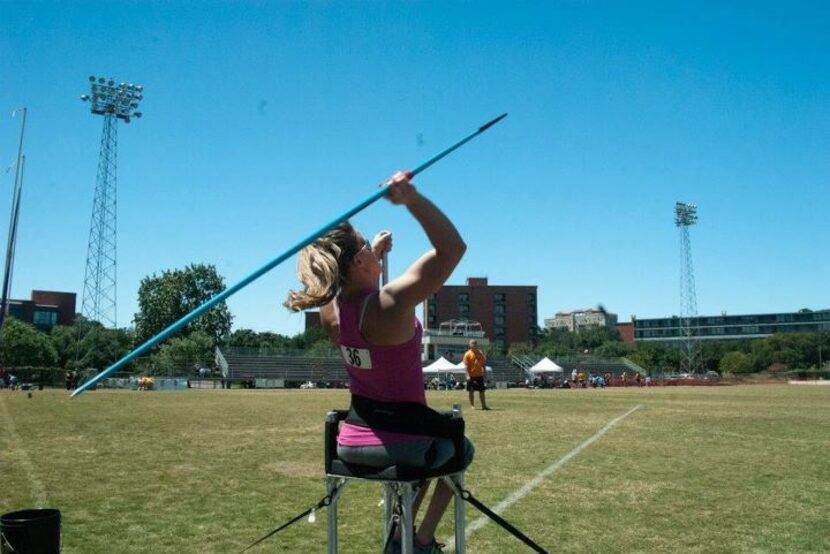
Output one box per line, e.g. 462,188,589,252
340,345,373,369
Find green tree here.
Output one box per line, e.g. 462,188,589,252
227,328,294,350
750,334,807,372
50,315,105,369
134,264,233,346
74,326,133,371
290,325,329,350
700,340,751,373
0,318,58,367
227,328,261,348
719,351,753,375
507,341,534,358
533,326,622,358
151,331,214,375
225,326,330,355
534,328,577,357
574,326,621,351
791,333,824,369
627,342,681,375
761,332,823,370
259,332,294,350
819,332,830,369
594,340,632,359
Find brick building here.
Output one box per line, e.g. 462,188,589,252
616,322,635,343
6,290,76,332
422,277,537,351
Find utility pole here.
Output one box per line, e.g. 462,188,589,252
0,107,27,334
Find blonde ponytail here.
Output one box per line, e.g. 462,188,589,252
284,222,361,311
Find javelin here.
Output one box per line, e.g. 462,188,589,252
72,113,508,397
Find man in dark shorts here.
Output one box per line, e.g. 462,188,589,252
463,339,490,410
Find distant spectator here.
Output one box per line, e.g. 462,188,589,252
137,375,155,391
463,339,490,410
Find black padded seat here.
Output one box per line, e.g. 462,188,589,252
324,409,466,481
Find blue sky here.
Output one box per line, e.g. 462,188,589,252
1,1,828,336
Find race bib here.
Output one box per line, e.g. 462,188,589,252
340,345,373,369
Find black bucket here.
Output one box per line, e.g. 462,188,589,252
1,509,61,553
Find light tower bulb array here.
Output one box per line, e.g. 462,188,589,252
674,202,698,227
81,74,144,123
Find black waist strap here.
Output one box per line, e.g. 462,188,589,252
346,395,457,439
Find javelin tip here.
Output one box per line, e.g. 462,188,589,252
478,113,508,133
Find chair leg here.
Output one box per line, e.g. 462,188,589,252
399,482,417,554
383,483,395,544
326,475,464,553
327,477,345,554
450,472,466,554
383,483,397,543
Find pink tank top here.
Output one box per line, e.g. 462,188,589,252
336,289,428,447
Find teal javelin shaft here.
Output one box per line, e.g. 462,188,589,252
71,113,507,397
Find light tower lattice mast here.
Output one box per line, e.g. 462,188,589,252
80,76,143,327
675,201,701,374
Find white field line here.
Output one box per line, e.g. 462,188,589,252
0,394,48,506
450,404,642,548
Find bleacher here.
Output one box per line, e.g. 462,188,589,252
218,347,642,389
487,361,525,386
220,347,348,386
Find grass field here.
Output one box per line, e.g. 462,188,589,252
2,385,829,553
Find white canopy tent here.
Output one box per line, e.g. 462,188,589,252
423,356,465,374
528,356,564,373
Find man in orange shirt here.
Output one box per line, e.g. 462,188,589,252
463,339,490,410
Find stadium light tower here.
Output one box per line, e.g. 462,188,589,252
675,201,702,374
79,76,144,327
